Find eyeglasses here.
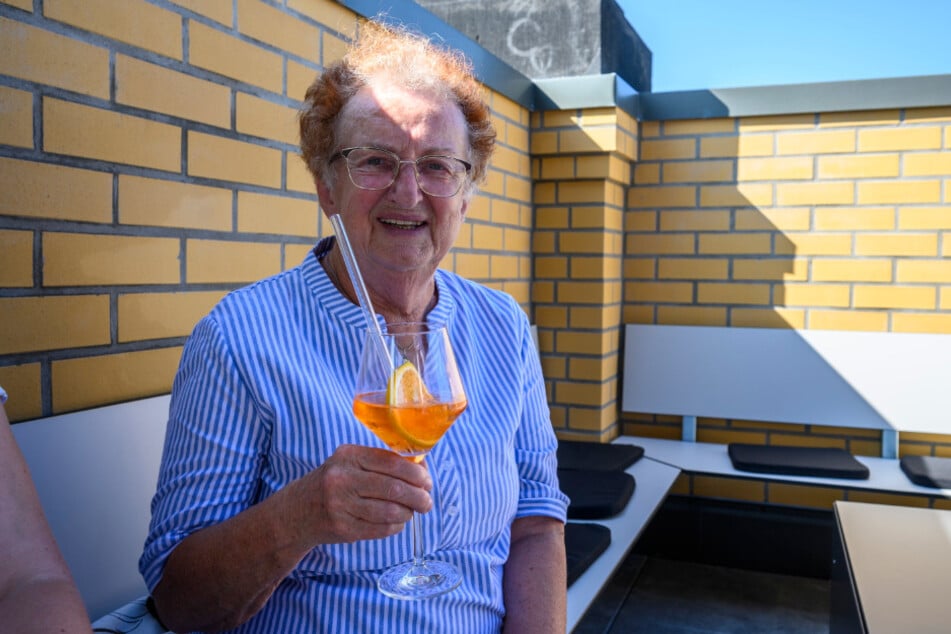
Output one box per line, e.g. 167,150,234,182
329,147,472,198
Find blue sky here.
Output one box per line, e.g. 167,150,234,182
616,0,951,93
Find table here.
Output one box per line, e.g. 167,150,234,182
831,501,951,633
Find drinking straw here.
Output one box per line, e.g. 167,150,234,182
329,214,392,366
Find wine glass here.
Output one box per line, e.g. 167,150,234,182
352,321,467,600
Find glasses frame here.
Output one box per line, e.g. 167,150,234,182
330,146,472,198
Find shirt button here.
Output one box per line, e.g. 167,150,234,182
446,504,459,516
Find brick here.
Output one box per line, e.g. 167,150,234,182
0,363,41,422
44,98,181,172
0,0,32,9
116,55,230,128
493,144,527,175
739,114,814,132
568,355,617,381
699,183,773,207
657,258,728,280
663,160,733,184
858,126,942,152
0,295,110,354
1,19,110,100
168,0,233,25
812,259,893,282
575,108,617,127
287,153,316,193
737,156,813,181
896,260,951,283
640,138,695,160
629,185,696,209
853,285,936,310
656,305,727,326
569,256,612,279
700,134,774,158
659,210,730,232
454,253,490,278
857,180,941,204
0,158,112,222
634,163,660,185
571,305,620,330
490,254,520,279
892,312,951,334
288,59,318,102
698,233,772,255
813,206,895,231
558,181,608,204
778,284,851,307
776,233,852,256
731,308,804,329
904,152,951,176
236,0,319,62
693,475,765,503
855,233,938,256
119,175,232,231
43,233,181,286
898,207,951,230
809,310,888,332
559,127,616,153
186,239,281,283
188,131,282,187
768,483,839,510
0,85,32,147
287,0,357,39
697,282,770,305
530,130,558,155
733,258,807,281
118,290,225,341
663,118,734,136
558,279,618,304
628,234,696,255
189,21,283,93
777,182,854,206
472,224,504,250
735,207,811,231
626,281,693,303
776,130,855,155
817,154,900,179
906,107,951,123
45,0,181,60
52,347,182,414
237,191,317,238
0,230,32,287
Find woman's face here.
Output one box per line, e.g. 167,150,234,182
317,81,472,282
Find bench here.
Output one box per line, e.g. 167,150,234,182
620,324,951,497
12,395,170,628
11,388,677,632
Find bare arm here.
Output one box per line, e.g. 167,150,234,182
0,405,93,634
151,444,432,633
502,515,567,634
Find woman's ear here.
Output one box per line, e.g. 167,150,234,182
316,177,338,215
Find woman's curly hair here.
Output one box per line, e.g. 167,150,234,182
299,20,496,193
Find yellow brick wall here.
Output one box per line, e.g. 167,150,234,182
623,108,951,494
0,1,534,421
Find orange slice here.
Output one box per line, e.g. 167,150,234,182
386,360,439,451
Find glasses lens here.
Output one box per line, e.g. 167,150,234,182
344,149,399,190
415,156,466,197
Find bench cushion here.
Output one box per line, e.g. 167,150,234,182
900,455,951,489
557,440,644,472
558,469,636,519
728,443,870,480
564,522,611,587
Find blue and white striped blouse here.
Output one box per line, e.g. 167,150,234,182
140,238,568,633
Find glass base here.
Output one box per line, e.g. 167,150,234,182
377,559,462,600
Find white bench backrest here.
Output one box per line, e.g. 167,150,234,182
623,325,951,441
12,395,170,620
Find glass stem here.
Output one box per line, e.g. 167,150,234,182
411,510,424,567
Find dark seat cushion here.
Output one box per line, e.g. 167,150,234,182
900,455,951,489
557,440,644,472
558,469,636,519
565,522,611,587
728,443,870,480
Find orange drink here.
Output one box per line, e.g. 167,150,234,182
353,391,466,462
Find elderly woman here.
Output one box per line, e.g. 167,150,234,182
141,21,567,633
